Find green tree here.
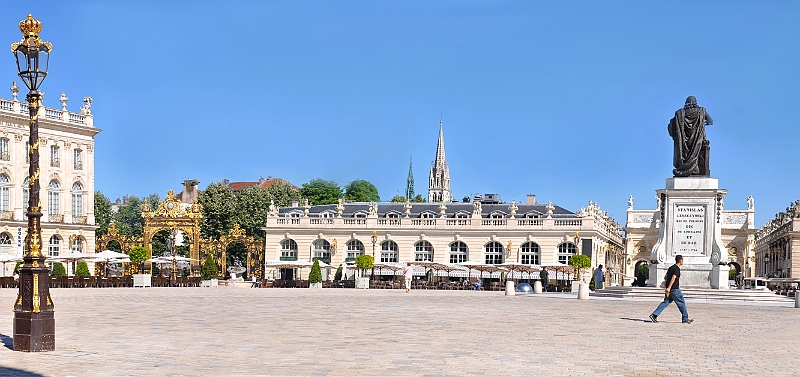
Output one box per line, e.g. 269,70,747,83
266,180,301,207
144,193,161,214
334,264,343,281
114,196,144,238
235,186,271,238
344,179,380,202
129,245,149,274
51,262,66,277
94,191,113,237
75,261,90,277
197,182,237,240
568,254,592,281
390,195,406,203
355,254,374,279
299,179,342,205
308,259,323,284
411,194,426,203
201,254,218,280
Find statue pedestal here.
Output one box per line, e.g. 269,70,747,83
649,177,727,289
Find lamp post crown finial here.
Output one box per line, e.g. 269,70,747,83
19,14,42,37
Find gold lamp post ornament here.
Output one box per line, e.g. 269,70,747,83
10,14,55,352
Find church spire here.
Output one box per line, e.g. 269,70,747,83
405,156,415,200
428,114,451,203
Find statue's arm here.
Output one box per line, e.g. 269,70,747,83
705,111,713,126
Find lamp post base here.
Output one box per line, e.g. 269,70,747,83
13,311,55,352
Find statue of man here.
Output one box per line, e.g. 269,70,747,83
668,96,714,177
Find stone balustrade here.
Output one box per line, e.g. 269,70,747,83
0,96,94,128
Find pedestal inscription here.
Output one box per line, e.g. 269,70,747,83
673,205,705,255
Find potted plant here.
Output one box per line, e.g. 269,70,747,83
568,254,591,293
201,254,219,287
308,259,323,289
354,254,374,289
129,246,151,287
51,262,66,277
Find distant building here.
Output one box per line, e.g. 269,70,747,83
428,117,451,203
0,85,100,274
754,200,799,279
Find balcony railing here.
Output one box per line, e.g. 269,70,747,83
0,211,13,220
74,162,83,170
0,98,93,127
73,215,87,224
48,214,64,223
0,152,8,161
51,158,60,168
0,100,13,111
279,255,298,261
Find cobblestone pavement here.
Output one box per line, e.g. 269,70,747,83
0,287,796,376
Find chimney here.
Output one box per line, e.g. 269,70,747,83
291,199,299,207
222,178,229,186
258,176,266,185
527,194,537,205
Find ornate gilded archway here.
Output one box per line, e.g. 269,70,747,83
199,224,263,279
141,190,202,267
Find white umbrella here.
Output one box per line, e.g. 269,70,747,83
90,250,129,277
49,251,95,276
0,254,22,277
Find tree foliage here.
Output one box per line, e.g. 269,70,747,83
355,254,374,272
390,194,426,203
235,186,271,238
94,191,113,237
114,196,144,238
201,254,218,280
308,259,323,284
51,262,66,277
266,180,301,207
75,262,90,277
197,182,237,240
300,179,342,205
334,264,343,281
344,179,380,202
129,245,149,273
568,254,592,280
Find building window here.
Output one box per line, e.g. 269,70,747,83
354,213,367,218
22,177,29,209
71,237,83,253
346,240,365,259
313,239,330,261
420,212,435,219
0,138,9,161
449,241,468,263
414,241,433,262
386,213,399,218
71,182,83,217
319,211,334,218
73,149,83,170
380,240,398,263
0,174,9,212
288,212,301,218
521,242,540,265
455,212,469,219
489,213,504,219
50,145,59,167
280,239,298,259
485,241,504,264
47,180,60,215
558,242,577,264
48,235,61,257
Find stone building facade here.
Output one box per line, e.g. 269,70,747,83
0,85,99,275
753,200,800,279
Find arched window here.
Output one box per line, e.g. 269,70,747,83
50,145,60,167
386,212,400,218
0,138,8,161
354,213,367,218
280,239,298,260
558,242,577,264
449,241,468,263
48,180,60,215
521,242,540,265
346,240,364,260
380,240,398,263
485,241,504,264
420,212,435,219
48,235,61,257
71,237,84,253
71,182,83,218
22,177,29,209
414,241,433,262
313,239,330,262
0,174,9,212
319,211,335,218
489,213,504,219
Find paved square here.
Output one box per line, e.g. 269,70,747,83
0,288,796,376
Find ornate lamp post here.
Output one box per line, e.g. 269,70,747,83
572,232,581,281
10,14,55,352
370,231,377,284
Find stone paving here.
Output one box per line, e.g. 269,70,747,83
0,287,796,376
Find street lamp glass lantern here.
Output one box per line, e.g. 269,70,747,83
11,14,51,92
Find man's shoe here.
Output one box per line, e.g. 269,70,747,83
649,314,658,323
683,319,694,324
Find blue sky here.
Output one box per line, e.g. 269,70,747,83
2,1,798,226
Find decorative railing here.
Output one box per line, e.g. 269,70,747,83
445,219,470,226
555,219,582,226
0,100,12,111
0,211,13,220
0,152,9,161
518,219,543,226
48,214,64,223
411,219,436,226
51,158,60,168
343,219,367,225
377,219,402,225
313,257,331,264
0,98,92,126
74,162,83,170
45,108,62,119
73,215,87,224
20,104,28,113
482,219,507,226
68,113,85,124
309,218,334,225
276,218,301,225
279,255,298,261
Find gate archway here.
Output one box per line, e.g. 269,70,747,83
141,190,203,269
199,224,263,279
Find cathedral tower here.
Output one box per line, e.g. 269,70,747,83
405,157,415,200
428,116,451,203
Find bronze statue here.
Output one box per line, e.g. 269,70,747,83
669,96,713,177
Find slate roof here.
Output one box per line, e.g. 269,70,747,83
278,202,577,219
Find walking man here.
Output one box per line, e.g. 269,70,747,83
403,263,414,293
594,264,605,290
539,267,549,292
650,255,693,324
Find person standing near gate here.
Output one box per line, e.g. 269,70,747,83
539,267,549,292
403,263,414,293
650,255,693,324
594,265,605,290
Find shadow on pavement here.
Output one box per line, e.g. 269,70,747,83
0,367,46,376
619,317,651,323
0,334,11,350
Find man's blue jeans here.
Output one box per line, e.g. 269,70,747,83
652,289,689,322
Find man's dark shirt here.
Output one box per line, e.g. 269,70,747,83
665,264,681,290
539,269,548,282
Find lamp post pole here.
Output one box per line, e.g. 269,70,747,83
371,231,377,285
11,14,55,352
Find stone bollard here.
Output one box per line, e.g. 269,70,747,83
577,283,589,300
796,291,799,308
533,281,542,294
505,280,515,296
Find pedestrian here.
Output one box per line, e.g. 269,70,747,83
594,264,605,290
230,271,237,288
403,263,414,293
539,267,549,292
473,277,482,291
650,255,693,324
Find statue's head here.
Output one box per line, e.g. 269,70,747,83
684,96,698,108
